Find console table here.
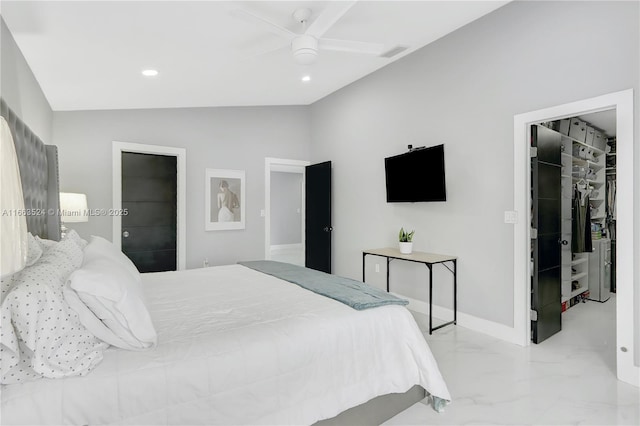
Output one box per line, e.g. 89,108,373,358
362,248,457,334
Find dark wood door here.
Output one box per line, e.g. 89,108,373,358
531,125,563,343
305,161,332,273
121,152,177,272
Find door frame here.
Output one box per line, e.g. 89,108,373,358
513,89,637,386
112,141,187,270
264,157,309,260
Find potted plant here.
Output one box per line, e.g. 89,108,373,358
398,227,415,254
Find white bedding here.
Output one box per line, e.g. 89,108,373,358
1,264,450,425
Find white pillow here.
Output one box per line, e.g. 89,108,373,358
64,229,88,250
25,232,43,266
34,235,57,251
1,233,44,303
1,237,106,384
66,257,157,350
63,286,133,349
82,235,140,279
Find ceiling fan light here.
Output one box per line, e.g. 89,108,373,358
292,34,318,65
294,49,318,65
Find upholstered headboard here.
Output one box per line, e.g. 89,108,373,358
0,98,61,241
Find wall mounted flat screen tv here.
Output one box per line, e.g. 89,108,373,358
385,144,446,202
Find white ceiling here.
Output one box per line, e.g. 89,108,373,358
578,110,616,137
2,1,509,111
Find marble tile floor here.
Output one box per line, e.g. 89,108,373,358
384,295,639,425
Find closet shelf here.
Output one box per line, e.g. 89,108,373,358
573,157,604,168
571,258,588,266
571,272,588,280
568,136,605,155
545,127,606,154
570,286,588,297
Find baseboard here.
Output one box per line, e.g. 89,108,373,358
397,294,522,345
270,243,303,251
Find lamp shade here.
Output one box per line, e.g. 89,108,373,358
1,117,28,277
59,193,88,223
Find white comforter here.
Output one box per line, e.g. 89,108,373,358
1,264,450,425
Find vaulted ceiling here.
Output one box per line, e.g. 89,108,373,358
2,1,509,111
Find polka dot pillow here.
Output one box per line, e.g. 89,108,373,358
0,238,108,384
25,232,44,266
64,229,88,250
1,233,44,304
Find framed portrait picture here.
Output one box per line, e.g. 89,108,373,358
205,169,245,231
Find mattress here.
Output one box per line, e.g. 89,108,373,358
1,264,450,425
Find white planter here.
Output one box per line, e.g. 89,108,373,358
399,242,413,254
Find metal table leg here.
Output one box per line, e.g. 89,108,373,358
428,264,433,334
386,258,390,292
430,260,457,334
362,253,366,282
453,259,457,325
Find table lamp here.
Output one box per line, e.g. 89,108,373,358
59,192,88,237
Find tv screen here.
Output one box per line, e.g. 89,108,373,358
385,144,446,202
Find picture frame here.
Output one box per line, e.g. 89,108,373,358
205,168,245,231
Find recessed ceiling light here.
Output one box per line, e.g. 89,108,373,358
301,75,311,83
142,69,158,77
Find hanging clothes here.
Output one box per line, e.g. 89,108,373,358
606,178,616,240
572,185,593,253
583,194,592,252
607,179,617,216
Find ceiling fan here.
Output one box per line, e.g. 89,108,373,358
231,1,400,65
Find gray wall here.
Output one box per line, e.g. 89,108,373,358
53,106,310,269
270,171,302,246
0,19,52,143
310,0,639,334
6,0,639,363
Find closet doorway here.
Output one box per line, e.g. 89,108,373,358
513,89,637,387
531,112,616,343
264,158,309,265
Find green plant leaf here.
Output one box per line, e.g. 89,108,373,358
398,227,414,242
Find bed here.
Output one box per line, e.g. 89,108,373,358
0,100,450,425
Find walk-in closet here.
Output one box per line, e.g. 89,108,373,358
530,111,616,344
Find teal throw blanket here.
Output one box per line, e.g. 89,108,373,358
238,260,408,310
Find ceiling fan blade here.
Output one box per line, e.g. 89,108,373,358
305,1,357,38
242,40,290,59
230,8,296,40
318,38,386,56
